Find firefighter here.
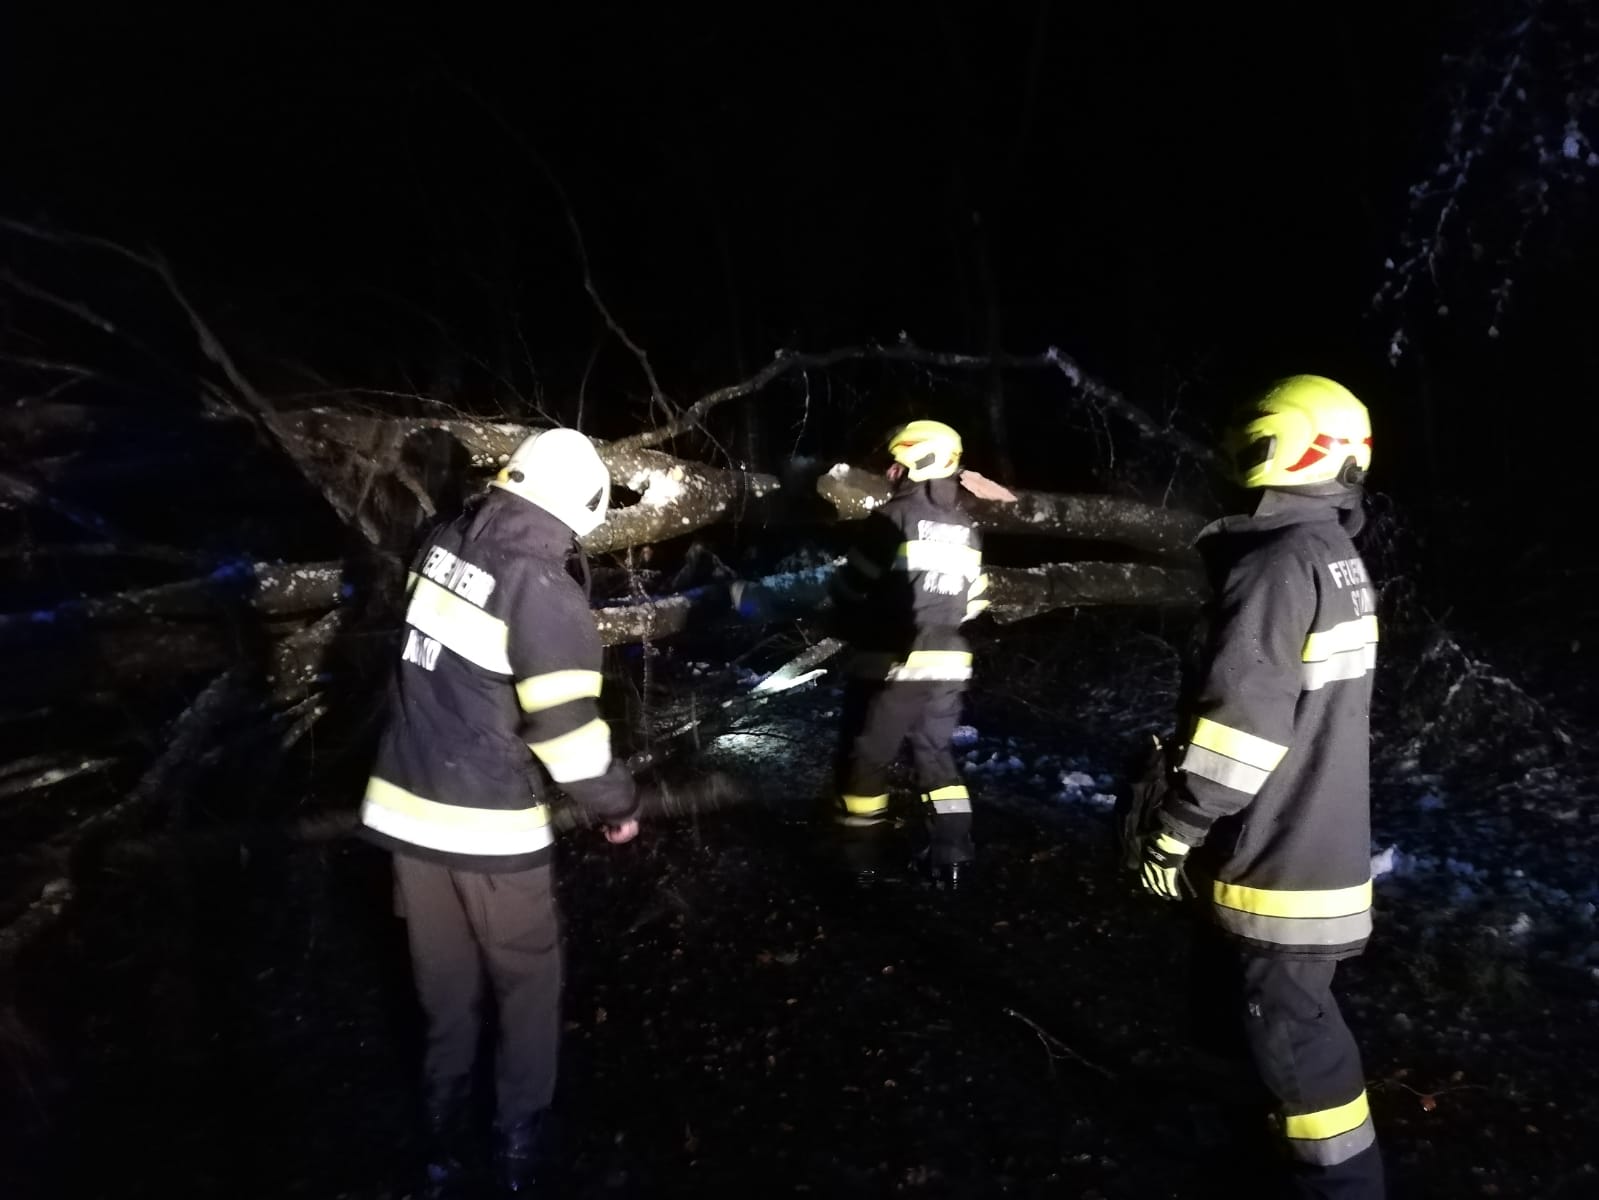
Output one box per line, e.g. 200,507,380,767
831,419,989,886
1138,376,1384,1196
360,428,640,1197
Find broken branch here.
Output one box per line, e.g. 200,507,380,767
613,341,1225,472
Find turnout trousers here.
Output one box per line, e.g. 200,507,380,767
1191,931,1384,1199
839,675,973,866
394,854,563,1134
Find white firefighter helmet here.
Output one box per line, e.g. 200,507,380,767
491,428,612,536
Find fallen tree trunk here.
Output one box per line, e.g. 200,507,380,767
0,667,245,960
279,409,785,554
0,559,344,636
279,411,1204,557
0,564,345,707
9,400,1206,562
0,682,339,963
985,561,1207,619
593,558,1204,643
815,464,1204,558
0,754,119,801
0,549,1204,710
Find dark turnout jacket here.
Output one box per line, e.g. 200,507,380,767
362,490,637,873
1159,488,1379,959
831,475,988,680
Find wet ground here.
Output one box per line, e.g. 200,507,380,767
6,613,1599,1198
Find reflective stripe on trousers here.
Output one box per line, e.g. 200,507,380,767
1234,950,1385,1194
922,783,971,814
1285,1090,1377,1166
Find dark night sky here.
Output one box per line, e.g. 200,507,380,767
2,2,1590,511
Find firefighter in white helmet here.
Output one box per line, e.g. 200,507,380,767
362,428,639,1196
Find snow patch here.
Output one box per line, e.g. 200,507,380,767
625,466,687,507
1371,844,1408,880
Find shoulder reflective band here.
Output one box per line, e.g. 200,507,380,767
887,650,974,682
1181,717,1289,795
922,784,971,814
1211,879,1374,947
406,570,420,595
405,576,512,675
528,716,613,783
895,541,982,578
362,777,553,858
1302,615,1380,691
516,669,603,713
1283,1090,1377,1166
842,792,890,815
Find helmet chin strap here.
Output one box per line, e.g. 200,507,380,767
1273,458,1367,498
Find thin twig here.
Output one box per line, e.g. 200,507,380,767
446,78,673,426
0,218,389,545
615,340,1223,471
1003,1006,1118,1081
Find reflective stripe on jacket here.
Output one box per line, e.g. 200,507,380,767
1159,489,1378,958
362,491,637,872
832,475,985,680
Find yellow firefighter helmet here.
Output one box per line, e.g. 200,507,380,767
888,419,963,481
1228,375,1373,488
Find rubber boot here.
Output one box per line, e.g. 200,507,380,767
495,1110,549,1195
929,860,966,890
922,830,974,891
835,813,900,884
418,1083,474,1200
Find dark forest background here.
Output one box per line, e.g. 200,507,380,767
5,1,1595,542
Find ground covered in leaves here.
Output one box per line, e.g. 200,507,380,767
6,606,1599,1198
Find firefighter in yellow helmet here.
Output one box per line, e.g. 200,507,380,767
830,419,990,886
1136,376,1384,1196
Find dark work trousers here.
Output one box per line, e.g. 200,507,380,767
394,854,562,1134
1190,930,1384,1199
840,677,973,867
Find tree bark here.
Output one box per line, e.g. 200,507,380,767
277,410,785,555
815,465,1203,558
985,561,1205,620
279,412,1205,557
